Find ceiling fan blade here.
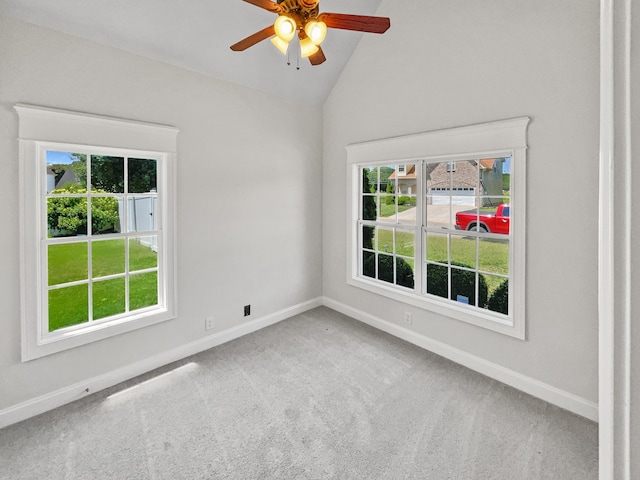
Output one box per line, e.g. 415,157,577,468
242,0,282,13
317,13,390,34
309,46,326,66
230,25,276,51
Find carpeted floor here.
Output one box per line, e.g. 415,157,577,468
0,307,598,479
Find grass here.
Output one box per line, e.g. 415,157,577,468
426,233,508,293
379,203,414,218
370,229,509,295
48,239,158,332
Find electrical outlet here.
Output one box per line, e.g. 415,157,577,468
404,312,412,325
244,305,251,317
205,317,214,331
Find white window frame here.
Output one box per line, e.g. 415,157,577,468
16,104,179,361
347,118,528,339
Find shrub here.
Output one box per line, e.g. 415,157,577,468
398,196,416,206
48,184,120,236
487,279,509,315
363,253,414,288
426,262,488,307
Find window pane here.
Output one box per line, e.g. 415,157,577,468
377,254,394,283
450,267,485,307
396,257,414,288
450,234,477,270
362,251,375,278
478,158,505,197
130,272,158,310
380,165,395,195
378,195,396,220
397,195,416,225
368,167,381,193
49,284,88,332
486,277,509,315
395,230,415,258
91,196,122,235
376,227,394,254
46,151,86,193
362,167,375,194
362,195,376,221
478,237,509,275
48,243,88,286
91,156,124,193
425,231,447,263
130,237,158,271
93,278,126,320
426,262,448,299
362,225,375,250
47,197,88,238
92,239,125,278
128,158,157,193
127,196,157,232
454,206,480,232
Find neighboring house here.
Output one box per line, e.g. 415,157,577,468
387,158,506,206
426,158,506,206
388,163,417,195
46,167,80,193
54,168,79,190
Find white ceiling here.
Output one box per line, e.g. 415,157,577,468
0,0,384,104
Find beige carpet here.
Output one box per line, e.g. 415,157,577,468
0,307,598,479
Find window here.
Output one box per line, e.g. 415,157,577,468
348,118,528,338
16,105,178,360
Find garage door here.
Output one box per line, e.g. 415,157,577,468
429,188,476,205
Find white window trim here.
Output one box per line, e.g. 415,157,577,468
16,104,179,361
346,118,529,339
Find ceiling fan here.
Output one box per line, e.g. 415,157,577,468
230,0,390,66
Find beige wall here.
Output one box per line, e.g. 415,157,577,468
323,0,600,402
0,15,323,410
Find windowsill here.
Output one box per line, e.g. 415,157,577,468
24,308,176,361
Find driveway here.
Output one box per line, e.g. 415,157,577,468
379,205,472,228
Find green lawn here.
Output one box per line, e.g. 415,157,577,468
48,239,158,332
371,229,508,295
426,234,508,294
379,203,413,218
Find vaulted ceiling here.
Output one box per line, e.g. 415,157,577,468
0,0,384,104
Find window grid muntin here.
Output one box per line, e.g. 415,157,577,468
42,145,163,337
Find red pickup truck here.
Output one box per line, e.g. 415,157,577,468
455,204,510,234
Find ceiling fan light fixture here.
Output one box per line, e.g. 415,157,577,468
270,35,290,55
304,21,327,45
274,15,296,42
299,36,319,58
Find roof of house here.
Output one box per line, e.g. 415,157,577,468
388,164,417,180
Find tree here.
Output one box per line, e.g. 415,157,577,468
47,184,120,236
70,154,156,193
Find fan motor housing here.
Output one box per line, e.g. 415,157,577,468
278,0,320,18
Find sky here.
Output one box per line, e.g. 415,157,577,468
46,151,74,165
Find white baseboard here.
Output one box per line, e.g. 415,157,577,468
0,297,323,430
322,297,599,422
